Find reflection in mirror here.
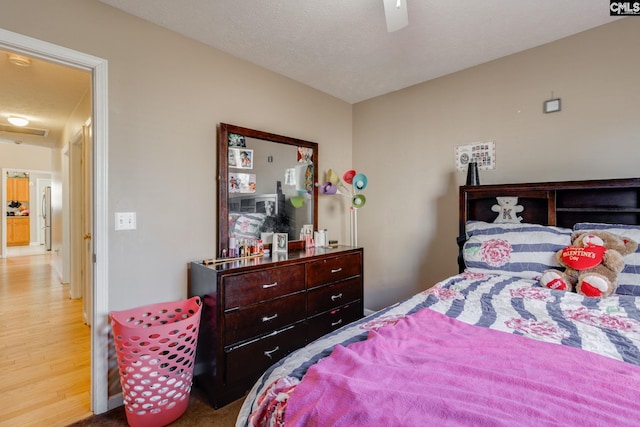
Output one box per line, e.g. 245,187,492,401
218,123,318,257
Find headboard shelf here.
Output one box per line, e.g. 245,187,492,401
460,177,640,230
556,208,640,212
459,177,640,266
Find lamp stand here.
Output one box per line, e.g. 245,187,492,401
350,208,358,247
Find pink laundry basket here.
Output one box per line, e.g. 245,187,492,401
110,296,202,427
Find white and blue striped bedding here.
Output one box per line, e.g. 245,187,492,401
236,271,640,426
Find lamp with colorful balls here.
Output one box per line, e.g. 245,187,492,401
319,168,368,246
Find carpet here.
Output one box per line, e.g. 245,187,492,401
67,386,244,426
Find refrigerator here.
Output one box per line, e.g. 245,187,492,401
42,186,51,251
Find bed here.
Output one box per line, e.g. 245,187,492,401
236,177,640,426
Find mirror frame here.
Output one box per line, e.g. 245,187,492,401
218,123,319,256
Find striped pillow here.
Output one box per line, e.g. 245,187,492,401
463,221,572,280
573,223,640,296
229,213,267,240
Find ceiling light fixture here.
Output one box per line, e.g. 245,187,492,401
7,53,32,67
8,116,30,127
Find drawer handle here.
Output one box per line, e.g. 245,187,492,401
331,268,343,273
262,281,278,289
331,319,343,327
264,346,280,359
331,293,343,301
261,313,278,322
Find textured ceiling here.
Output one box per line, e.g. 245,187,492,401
0,1,622,148
99,0,621,104
0,50,90,147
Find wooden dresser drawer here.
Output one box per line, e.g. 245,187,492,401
224,293,306,344
307,302,362,342
223,264,305,308
307,277,362,316
188,247,364,409
306,252,362,289
225,323,306,384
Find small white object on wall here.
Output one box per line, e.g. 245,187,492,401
115,212,137,230
455,141,496,171
544,98,561,113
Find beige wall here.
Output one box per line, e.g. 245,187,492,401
2,4,637,316
0,143,52,171
0,0,353,310
353,18,640,309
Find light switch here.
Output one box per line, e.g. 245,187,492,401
115,212,137,231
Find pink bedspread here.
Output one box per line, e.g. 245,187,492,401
284,309,640,426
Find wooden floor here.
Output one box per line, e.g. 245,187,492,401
0,253,92,427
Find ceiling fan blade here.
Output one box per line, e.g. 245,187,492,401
383,0,408,32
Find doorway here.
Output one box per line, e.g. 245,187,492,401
0,28,109,414
0,69,92,422
2,167,52,258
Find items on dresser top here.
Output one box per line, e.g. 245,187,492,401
188,246,363,408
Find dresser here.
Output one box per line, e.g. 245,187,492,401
188,246,363,408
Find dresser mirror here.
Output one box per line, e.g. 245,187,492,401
218,123,318,256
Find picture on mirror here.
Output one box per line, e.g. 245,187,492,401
229,173,256,193
284,168,296,185
304,164,314,192
229,148,253,169
274,233,288,252
297,146,313,163
228,149,238,167
228,133,246,147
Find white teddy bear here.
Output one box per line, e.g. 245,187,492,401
491,197,524,223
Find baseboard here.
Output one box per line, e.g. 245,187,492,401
107,393,123,411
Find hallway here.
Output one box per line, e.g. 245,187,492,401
0,254,92,426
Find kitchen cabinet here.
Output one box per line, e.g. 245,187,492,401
7,217,30,246
7,177,29,202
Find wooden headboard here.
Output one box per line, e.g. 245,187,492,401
458,177,640,271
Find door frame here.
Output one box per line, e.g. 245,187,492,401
0,29,109,414
69,128,84,300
